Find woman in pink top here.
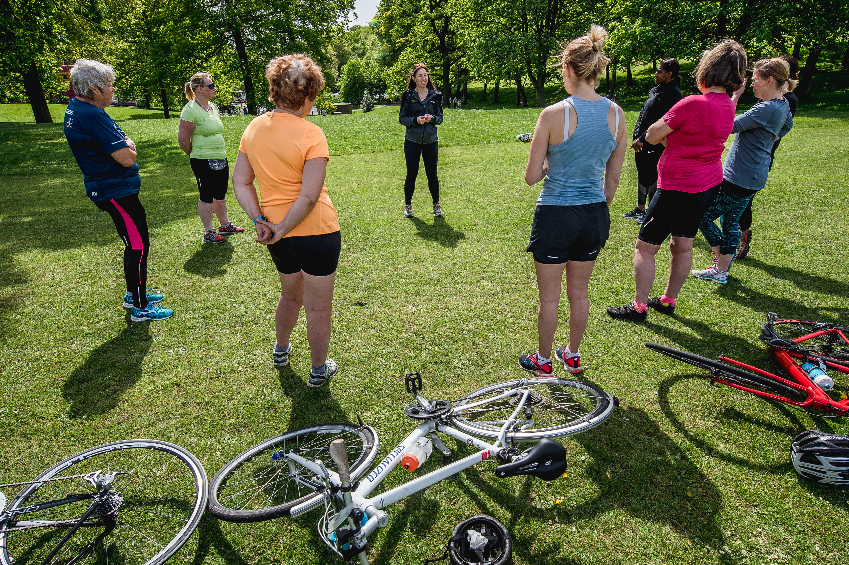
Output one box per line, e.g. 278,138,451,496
608,39,746,321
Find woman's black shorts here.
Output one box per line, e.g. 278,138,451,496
189,158,229,203
638,184,720,245
267,231,341,277
527,202,610,264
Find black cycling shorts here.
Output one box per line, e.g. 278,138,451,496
189,158,229,203
267,231,341,277
527,202,610,264
638,184,720,244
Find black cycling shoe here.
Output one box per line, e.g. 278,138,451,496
607,302,647,321
647,297,675,315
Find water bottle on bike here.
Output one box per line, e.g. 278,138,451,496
401,437,433,471
802,360,834,391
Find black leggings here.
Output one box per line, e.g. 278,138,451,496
94,194,151,308
404,139,439,206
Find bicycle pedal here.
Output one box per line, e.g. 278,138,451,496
441,454,456,465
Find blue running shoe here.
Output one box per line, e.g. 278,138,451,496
130,303,174,322
123,290,164,309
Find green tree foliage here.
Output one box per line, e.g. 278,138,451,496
0,0,99,122
339,57,385,105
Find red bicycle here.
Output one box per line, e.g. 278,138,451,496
646,313,849,416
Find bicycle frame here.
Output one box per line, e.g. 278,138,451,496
714,319,849,415
285,388,542,564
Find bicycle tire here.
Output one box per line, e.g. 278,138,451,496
450,378,614,442
0,439,207,565
762,319,849,363
207,423,379,523
645,342,806,402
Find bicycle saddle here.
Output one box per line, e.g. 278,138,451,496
494,438,566,481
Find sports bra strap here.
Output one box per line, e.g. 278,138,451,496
612,100,619,137
563,98,574,140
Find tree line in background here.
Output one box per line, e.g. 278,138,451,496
2,0,848,123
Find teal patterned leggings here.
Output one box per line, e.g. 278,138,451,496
698,190,755,257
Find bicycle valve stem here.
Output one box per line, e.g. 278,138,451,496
329,439,351,485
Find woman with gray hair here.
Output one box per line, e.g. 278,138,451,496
63,59,173,322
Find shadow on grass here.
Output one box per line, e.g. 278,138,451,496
408,216,466,248
741,257,849,298
62,317,151,417
276,367,352,428
0,246,28,343
190,512,250,565
183,241,235,277
447,409,728,562
370,491,440,565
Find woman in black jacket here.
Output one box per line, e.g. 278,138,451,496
399,62,444,217
623,58,683,223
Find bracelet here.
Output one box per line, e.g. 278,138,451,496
254,215,267,225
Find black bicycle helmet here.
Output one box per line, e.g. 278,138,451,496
791,430,849,486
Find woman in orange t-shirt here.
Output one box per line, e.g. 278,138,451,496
232,54,340,388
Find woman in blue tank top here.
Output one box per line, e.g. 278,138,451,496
518,25,627,377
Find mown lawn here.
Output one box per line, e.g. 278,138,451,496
1,99,848,565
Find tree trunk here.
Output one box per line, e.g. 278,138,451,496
481,82,487,101
144,90,151,110
626,62,633,87
230,24,256,115
441,61,451,102
493,79,500,104
159,87,170,119
605,66,610,95
843,45,849,70
797,46,821,101
514,72,527,107
792,36,801,59
461,81,468,104
717,0,729,37
22,61,52,124
611,58,618,97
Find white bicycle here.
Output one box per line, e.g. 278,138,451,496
208,373,616,564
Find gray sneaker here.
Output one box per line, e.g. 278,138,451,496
273,343,292,367
308,359,337,387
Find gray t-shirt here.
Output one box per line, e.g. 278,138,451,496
723,98,793,191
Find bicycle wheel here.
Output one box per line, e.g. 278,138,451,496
208,423,379,523
763,319,849,363
645,342,806,402
450,378,614,442
0,439,207,565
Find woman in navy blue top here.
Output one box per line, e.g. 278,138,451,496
64,59,173,322
518,26,627,376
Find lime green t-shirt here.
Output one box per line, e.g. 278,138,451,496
179,100,226,159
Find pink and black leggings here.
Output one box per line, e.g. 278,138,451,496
94,194,150,309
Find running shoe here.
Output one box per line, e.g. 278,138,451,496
554,347,582,374
692,265,728,283
218,222,245,235
273,343,292,367
130,303,174,322
606,302,648,321
433,203,444,217
204,229,226,243
622,207,643,219
736,228,752,260
123,290,164,309
646,296,675,315
518,352,554,377
404,205,413,218
634,211,646,224
308,359,337,388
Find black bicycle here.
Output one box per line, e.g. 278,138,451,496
0,439,207,565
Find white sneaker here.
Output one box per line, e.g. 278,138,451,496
692,265,728,284
403,205,413,218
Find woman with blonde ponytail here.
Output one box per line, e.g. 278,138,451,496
178,72,244,243
691,57,794,283
518,25,627,376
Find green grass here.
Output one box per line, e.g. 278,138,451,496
1,100,849,565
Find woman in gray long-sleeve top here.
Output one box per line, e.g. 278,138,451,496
399,62,444,218
693,58,795,284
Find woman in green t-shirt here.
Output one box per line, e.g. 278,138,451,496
178,72,244,243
